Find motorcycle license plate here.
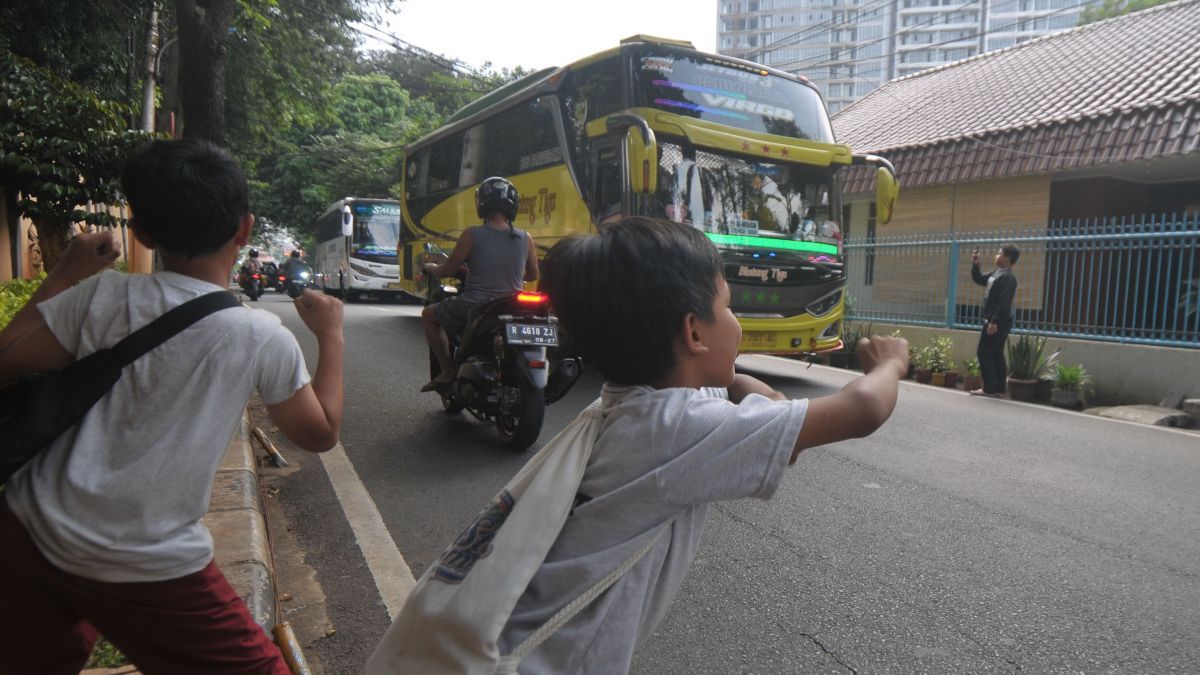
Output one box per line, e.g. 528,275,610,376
505,323,558,346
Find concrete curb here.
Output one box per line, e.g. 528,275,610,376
202,412,275,633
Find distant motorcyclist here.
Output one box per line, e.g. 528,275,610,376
238,248,262,284
420,176,539,392
280,249,305,277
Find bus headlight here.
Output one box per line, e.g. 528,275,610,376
805,289,842,317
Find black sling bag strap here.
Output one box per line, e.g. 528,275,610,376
0,290,243,483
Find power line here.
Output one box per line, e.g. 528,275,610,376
749,0,899,60
773,0,986,72
790,0,1092,73
293,1,495,86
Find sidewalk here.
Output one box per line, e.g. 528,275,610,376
82,411,276,674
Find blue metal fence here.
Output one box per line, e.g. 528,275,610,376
843,213,1200,348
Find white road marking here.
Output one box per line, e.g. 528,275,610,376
319,443,416,619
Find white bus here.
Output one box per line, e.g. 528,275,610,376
312,197,404,301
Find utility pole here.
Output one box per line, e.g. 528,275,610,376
129,0,159,275
141,1,160,132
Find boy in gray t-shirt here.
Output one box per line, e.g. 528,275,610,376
499,217,910,673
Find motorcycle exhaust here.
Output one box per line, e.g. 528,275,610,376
544,357,583,404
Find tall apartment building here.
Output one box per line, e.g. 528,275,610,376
717,0,1098,114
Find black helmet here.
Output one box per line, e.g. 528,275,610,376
249,248,259,258
475,176,519,221
290,250,300,259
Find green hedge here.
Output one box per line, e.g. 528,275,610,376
0,275,44,331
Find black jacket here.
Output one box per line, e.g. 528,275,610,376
971,265,1017,325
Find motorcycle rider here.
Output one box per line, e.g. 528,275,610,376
420,176,539,393
280,249,305,278
238,248,262,287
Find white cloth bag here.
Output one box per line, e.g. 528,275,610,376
365,398,614,674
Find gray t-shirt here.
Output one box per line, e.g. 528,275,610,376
5,270,309,583
499,383,808,673
460,224,529,304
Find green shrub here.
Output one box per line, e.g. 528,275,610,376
0,275,45,331
85,636,127,668
963,357,981,376
1052,363,1092,394
842,322,873,354
912,345,934,370
929,335,955,372
1006,334,1059,380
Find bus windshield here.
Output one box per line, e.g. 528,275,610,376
632,48,833,143
656,143,842,260
351,202,401,262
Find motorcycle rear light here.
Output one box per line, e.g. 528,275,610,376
516,292,548,305
252,274,261,279
528,360,546,369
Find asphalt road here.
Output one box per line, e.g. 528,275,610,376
251,291,1200,674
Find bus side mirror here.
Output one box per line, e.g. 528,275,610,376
341,205,353,237
853,154,900,225
875,167,899,225
625,126,657,195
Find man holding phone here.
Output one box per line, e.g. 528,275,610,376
970,244,1020,397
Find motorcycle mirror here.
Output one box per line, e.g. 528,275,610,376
341,205,353,237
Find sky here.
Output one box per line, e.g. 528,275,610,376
373,0,718,73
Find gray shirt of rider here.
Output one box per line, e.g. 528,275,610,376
460,224,530,304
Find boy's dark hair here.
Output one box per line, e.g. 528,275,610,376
1002,243,1021,265
120,139,249,258
541,217,724,386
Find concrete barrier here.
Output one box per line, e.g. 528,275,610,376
202,413,275,633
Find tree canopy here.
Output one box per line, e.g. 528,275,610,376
1,0,526,263
1079,0,1176,23
0,51,148,268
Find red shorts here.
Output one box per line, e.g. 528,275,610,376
0,499,290,675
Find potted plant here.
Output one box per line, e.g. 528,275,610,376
1006,334,1049,401
913,346,933,384
847,322,872,370
962,358,982,392
930,335,958,388
1051,363,1091,410
1035,348,1060,402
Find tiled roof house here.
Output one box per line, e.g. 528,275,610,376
832,0,1200,234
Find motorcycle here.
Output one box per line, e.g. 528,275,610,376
424,244,583,451
284,262,316,299
239,268,264,301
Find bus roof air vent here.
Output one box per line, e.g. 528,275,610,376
620,34,695,49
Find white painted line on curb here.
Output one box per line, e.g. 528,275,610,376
319,443,416,620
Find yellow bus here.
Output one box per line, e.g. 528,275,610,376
397,35,898,354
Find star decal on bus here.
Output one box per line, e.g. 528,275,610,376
762,145,771,154
770,293,780,304
741,290,752,303
741,141,751,151
780,148,789,156
756,291,767,303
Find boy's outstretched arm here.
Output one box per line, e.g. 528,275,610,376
267,290,345,452
790,336,908,462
